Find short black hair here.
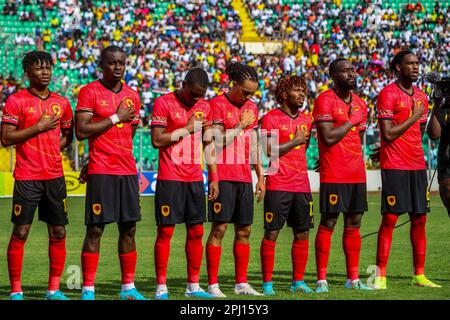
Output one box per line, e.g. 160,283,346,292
185,68,209,88
22,51,53,72
390,50,415,73
225,60,258,85
99,45,126,64
329,58,348,76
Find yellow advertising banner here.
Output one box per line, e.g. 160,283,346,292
0,172,86,197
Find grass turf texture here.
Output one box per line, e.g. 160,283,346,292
0,193,448,300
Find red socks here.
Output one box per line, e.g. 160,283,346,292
234,240,250,284
260,239,276,283
154,225,175,285
206,244,222,285
315,225,333,281
376,213,398,276
82,252,100,287
410,214,427,275
48,237,67,291
119,251,137,285
343,228,361,280
292,239,309,282
7,235,26,293
185,224,204,283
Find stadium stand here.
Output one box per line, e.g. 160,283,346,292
0,0,447,171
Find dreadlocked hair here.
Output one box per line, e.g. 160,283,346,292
275,75,307,104
22,51,53,72
225,60,258,85
390,50,415,74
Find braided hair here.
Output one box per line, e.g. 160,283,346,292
225,60,258,85
22,51,53,72
390,50,415,74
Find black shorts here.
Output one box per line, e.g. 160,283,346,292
208,181,254,225
85,174,141,225
381,169,430,215
319,183,368,214
263,190,314,232
11,177,68,226
155,180,206,225
438,165,450,183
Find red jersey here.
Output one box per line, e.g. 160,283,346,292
377,82,428,170
313,89,367,183
1,88,72,180
75,80,140,175
211,94,259,183
151,92,212,182
261,108,312,193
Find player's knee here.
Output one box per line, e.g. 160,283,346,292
212,223,227,240
13,228,30,241
236,225,252,242
381,213,398,228
410,214,427,227
87,227,104,241
157,225,175,241
187,224,204,240
293,230,309,241
264,230,279,242
321,219,337,230
51,227,66,239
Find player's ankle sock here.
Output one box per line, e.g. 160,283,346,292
206,244,222,285
260,239,276,283
186,224,204,284
121,283,135,292
7,235,26,294
82,286,95,293
292,239,308,282
186,283,200,292
315,225,333,281
48,237,67,291
343,228,361,281
410,214,427,275
317,280,328,285
155,225,175,285
81,252,100,287
156,284,168,294
119,251,137,286
234,241,250,284
376,213,398,276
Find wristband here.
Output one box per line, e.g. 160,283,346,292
209,171,219,182
109,114,120,125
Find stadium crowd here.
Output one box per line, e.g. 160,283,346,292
1,0,449,127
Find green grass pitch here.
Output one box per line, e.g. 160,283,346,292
0,193,448,300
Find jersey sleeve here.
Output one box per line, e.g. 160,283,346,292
376,88,395,120
261,113,276,137
61,98,73,129
313,94,334,123
250,105,259,130
150,96,168,128
211,99,224,125
76,86,95,113
204,101,213,126
1,95,21,126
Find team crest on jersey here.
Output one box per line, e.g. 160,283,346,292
387,196,396,206
213,202,222,214
14,204,22,216
162,205,170,217
124,97,134,107
265,212,274,223
195,111,205,119
300,124,308,134
92,204,102,215
329,194,338,205
51,104,62,116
